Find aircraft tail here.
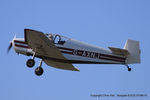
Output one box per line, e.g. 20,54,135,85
124,39,141,64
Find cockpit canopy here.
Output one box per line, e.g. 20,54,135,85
45,34,70,45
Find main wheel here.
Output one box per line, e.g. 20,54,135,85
26,59,35,68
35,67,43,76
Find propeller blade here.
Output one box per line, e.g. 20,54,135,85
7,42,12,54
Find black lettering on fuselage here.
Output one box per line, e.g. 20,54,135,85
73,49,99,59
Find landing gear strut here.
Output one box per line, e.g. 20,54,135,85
26,50,44,76
35,59,44,76
125,64,131,71
26,51,36,68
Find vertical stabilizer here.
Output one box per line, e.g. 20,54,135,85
124,39,141,64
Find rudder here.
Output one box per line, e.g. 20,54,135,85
124,39,141,64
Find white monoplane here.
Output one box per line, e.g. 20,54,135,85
7,29,141,76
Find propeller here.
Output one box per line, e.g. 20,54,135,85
7,42,13,54
7,34,16,54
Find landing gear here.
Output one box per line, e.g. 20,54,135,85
26,51,44,76
128,67,131,71
35,67,43,76
26,51,36,68
125,64,131,71
35,59,44,76
26,59,35,68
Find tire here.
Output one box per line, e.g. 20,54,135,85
128,68,131,71
35,67,43,76
26,59,35,68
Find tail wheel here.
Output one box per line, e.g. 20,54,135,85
128,68,131,71
35,67,43,76
26,59,35,68
125,64,132,72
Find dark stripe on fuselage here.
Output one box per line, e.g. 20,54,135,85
58,46,125,60
14,40,126,63
41,55,124,64
14,40,27,44
15,44,29,48
57,46,126,62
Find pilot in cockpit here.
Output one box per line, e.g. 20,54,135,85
48,34,54,42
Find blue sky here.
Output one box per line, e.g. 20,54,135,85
1,0,150,100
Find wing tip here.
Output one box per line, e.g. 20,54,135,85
24,29,28,43
24,29,33,43
73,68,80,72
24,29,41,43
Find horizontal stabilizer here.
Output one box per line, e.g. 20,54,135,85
108,47,129,57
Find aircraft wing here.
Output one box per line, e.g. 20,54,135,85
44,59,79,71
24,29,79,71
108,47,129,57
24,29,63,58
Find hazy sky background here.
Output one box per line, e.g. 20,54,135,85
1,0,150,100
